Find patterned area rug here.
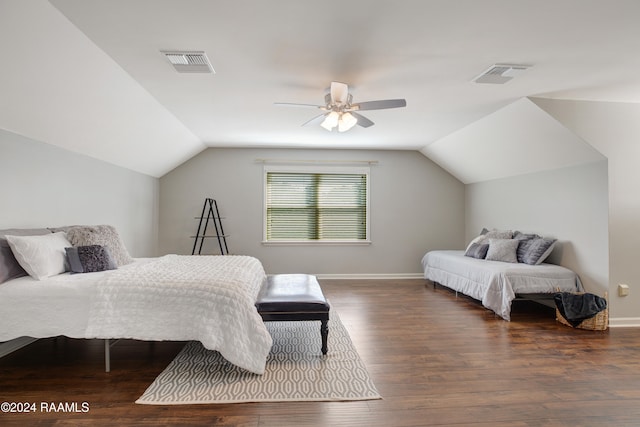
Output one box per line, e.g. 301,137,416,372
136,311,381,404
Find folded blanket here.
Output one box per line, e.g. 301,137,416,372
554,292,607,327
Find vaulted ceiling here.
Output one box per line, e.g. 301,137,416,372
1,0,637,179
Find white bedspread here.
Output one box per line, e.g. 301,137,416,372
422,250,583,321
0,255,273,374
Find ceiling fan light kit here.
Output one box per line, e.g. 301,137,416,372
321,111,358,132
320,111,340,131
337,112,358,132
276,81,407,132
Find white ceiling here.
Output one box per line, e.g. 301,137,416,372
421,98,605,183
1,0,639,178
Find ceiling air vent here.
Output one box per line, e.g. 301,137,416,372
473,64,530,84
161,51,214,73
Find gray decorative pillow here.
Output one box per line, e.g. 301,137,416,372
513,231,541,263
465,234,487,252
513,231,540,241
464,242,489,259
520,237,557,265
66,245,117,274
485,239,519,263
65,225,133,266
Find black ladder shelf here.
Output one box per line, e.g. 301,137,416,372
191,198,229,255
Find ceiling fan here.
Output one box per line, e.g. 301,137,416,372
275,81,407,132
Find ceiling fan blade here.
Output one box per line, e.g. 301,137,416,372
355,99,407,111
301,113,328,127
274,102,324,109
352,112,374,128
330,81,349,105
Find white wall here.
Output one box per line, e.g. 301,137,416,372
0,129,159,256
465,161,609,295
159,147,465,276
532,98,640,323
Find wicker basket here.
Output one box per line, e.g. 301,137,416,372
555,292,608,331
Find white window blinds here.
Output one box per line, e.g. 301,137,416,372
265,170,369,241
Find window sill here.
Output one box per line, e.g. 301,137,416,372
262,240,372,246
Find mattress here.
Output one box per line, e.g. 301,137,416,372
1,259,153,340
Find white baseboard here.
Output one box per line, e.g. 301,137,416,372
609,317,640,328
0,337,37,358
315,273,424,280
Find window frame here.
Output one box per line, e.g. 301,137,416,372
262,165,371,245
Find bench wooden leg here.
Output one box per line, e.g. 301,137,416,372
320,319,329,355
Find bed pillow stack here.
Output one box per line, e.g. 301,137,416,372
1,225,132,282
464,228,557,264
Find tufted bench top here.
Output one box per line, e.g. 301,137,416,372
255,274,330,313
255,274,330,354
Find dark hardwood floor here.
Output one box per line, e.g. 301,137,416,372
2,279,640,426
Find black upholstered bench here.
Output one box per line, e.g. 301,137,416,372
255,274,330,355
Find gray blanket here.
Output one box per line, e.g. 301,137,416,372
554,292,607,327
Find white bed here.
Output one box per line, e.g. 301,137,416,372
0,254,273,374
421,250,583,321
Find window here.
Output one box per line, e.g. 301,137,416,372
264,166,369,243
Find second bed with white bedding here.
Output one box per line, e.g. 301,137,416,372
422,250,583,321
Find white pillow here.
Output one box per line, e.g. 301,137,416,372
5,232,71,280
